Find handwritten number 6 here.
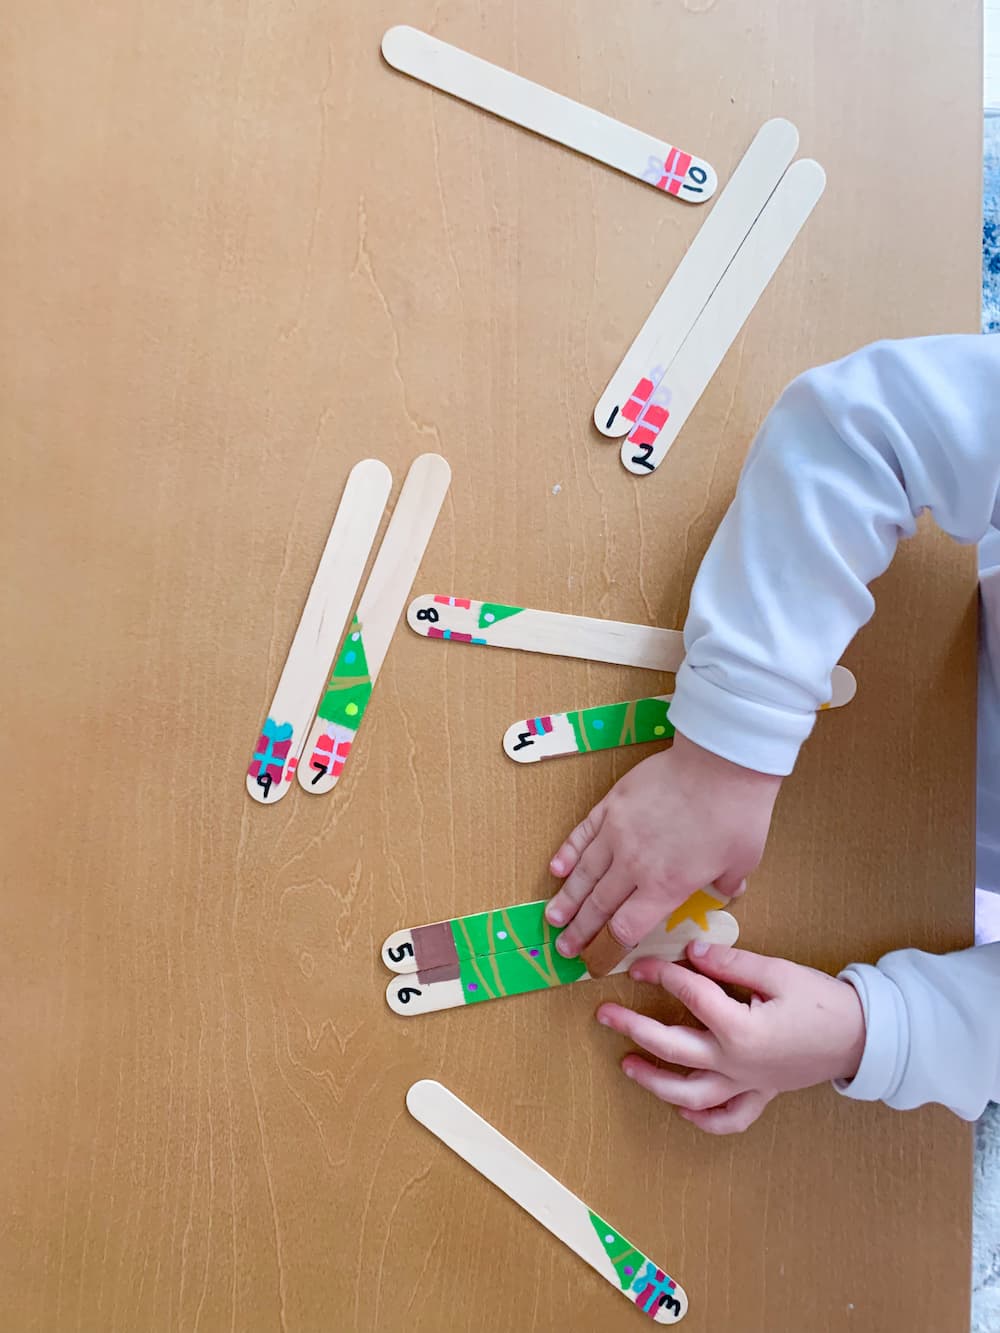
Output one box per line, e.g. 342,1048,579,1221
397,986,422,1004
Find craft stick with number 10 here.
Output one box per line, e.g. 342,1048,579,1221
594,118,799,437
407,1080,689,1322
246,459,392,804
622,159,827,475
407,593,858,706
381,25,715,203
298,454,451,794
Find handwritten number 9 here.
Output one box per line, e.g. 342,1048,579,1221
415,607,440,623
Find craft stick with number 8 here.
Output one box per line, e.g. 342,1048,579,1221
407,1080,690,1322
298,454,451,794
408,593,859,704
381,25,716,203
246,459,392,804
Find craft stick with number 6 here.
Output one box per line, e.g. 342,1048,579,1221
407,1080,690,1322
594,118,799,437
246,459,392,804
621,159,827,475
407,593,858,706
382,25,715,203
298,454,451,794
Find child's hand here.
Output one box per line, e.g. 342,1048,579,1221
546,734,782,958
596,941,866,1133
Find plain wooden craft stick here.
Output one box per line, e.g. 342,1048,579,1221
593,118,799,438
381,25,716,203
298,454,451,794
246,459,392,804
621,159,827,475
407,593,858,708
406,1080,690,1322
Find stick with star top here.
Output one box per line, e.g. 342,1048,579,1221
406,1080,689,1323
298,453,450,794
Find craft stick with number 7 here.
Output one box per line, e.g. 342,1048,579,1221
621,158,827,476
406,1080,690,1322
246,458,392,804
381,25,716,203
407,593,859,707
298,453,451,794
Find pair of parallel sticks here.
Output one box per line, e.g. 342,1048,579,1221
382,27,825,477
246,455,450,804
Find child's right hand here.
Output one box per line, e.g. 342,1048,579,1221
545,733,782,958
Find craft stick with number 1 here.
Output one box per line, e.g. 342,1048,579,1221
298,454,451,794
407,1080,689,1322
407,593,858,706
622,159,827,475
594,118,799,437
381,25,715,203
246,459,392,804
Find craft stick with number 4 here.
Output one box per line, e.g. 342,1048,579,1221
594,118,800,437
246,459,392,804
621,159,827,476
381,25,715,203
505,695,675,763
407,1080,689,1322
298,454,451,794
381,886,732,976
407,593,858,705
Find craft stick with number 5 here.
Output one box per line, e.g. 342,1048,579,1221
407,593,858,706
621,159,827,476
382,25,715,203
246,459,392,804
406,1080,690,1322
594,118,799,438
298,454,451,794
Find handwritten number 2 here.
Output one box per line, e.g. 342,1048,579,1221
387,942,414,963
415,607,440,623
630,443,656,472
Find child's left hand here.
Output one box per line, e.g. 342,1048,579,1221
596,941,866,1134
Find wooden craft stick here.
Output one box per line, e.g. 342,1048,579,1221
381,25,716,203
407,593,858,708
621,159,827,476
504,695,675,763
298,454,451,794
594,118,799,438
381,887,732,976
246,459,392,804
407,1080,689,1322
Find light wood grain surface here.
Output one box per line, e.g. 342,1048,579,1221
0,2,982,1330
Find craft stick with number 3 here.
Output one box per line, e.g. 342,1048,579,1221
407,593,859,705
407,1080,690,1322
382,25,715,203
298,454,451,794
246,458,392,804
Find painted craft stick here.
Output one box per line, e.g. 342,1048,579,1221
382,886,731,976
407,1080,689,1322
246,459,392,804
504,695,674,763
621,159,827,475
382,25,715,203
298,454,451,794
406,593,858,708
594,118,799,437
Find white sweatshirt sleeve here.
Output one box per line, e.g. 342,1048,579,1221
668,333,1000,775
836,945,1000,1118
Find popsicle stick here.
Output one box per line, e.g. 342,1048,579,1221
504,695,674,763
406,593,858,708
381,887,731,976
621,159,827,475
407,1080,689,1322
298,454,450,794
594,118,799,438
382,25,716,203
245,459,392,804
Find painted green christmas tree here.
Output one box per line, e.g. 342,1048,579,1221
317,618,372,727
568,696,674,753
587,1210,647,1291
477,601,524,629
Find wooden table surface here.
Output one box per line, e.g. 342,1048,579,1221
1,2,983,1329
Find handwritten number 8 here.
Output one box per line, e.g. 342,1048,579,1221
415,607,440,623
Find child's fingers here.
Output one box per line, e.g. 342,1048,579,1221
553,865,634,957
685,942,788,998
545,839,613,928
547,801,607,881
621,1056,735,1111
605,883,688,952
629,957,740,1033
678,1089,772,1135
596,1004,719,1069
